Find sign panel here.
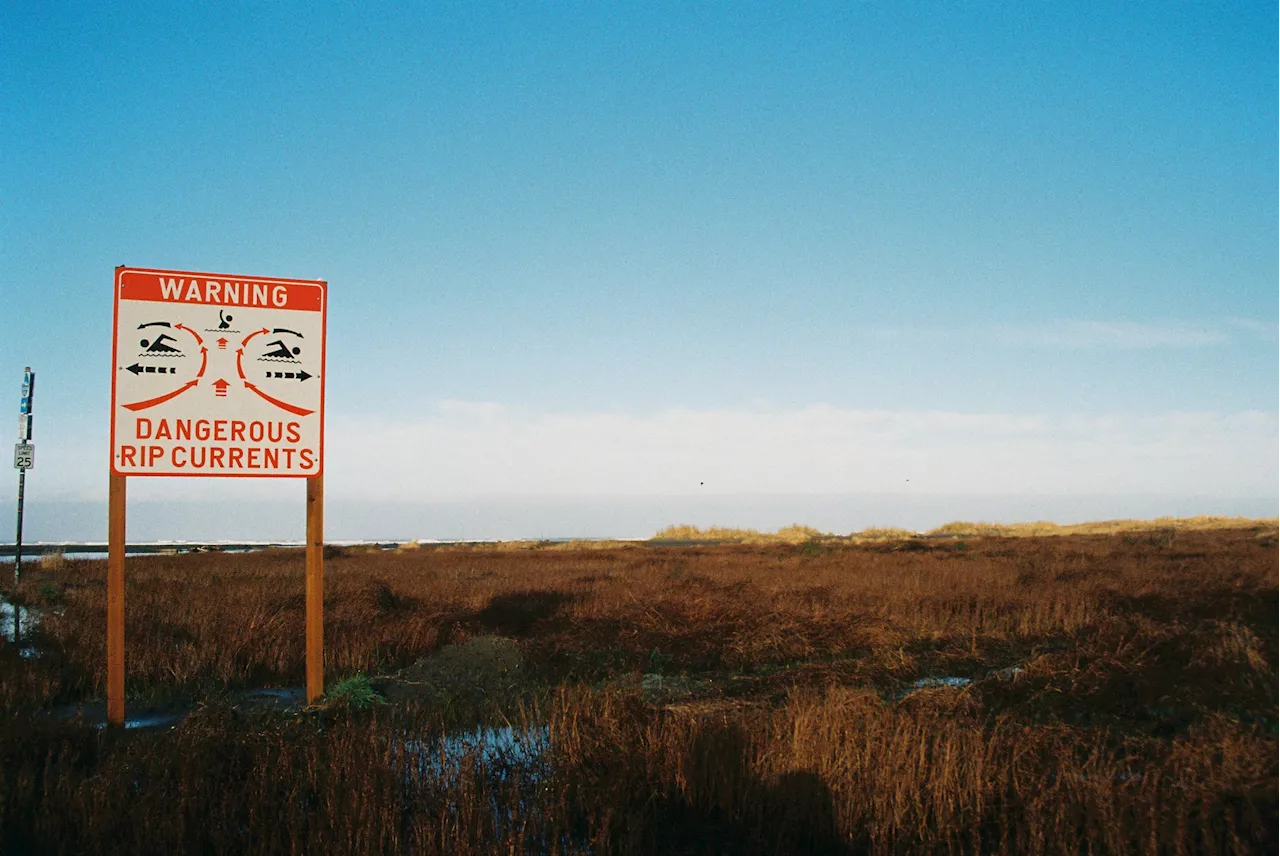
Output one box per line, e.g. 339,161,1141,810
17,368,33,440
14,442,33,470
19,369,33,414
110,267,327,477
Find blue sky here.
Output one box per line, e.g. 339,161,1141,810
1,2,1276,538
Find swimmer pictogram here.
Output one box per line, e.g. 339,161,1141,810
120,319,208,411
140,333,182,355
235,328,317,416
261,339,302,360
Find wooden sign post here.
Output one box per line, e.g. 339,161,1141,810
107,267,327,726
106,473,126,726
305,474,324,703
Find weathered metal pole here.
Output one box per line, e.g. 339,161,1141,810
14,366,33,585
13,469,24,585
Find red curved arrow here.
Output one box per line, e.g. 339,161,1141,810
244,381,314,416
195,347,208,379
240,328,271,347
174,323,203,346
235,349,246,380
123,380,199,412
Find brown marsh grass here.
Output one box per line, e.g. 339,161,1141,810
0,525,1275,853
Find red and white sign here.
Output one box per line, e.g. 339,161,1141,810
110,267,327,477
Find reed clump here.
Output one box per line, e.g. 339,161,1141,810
38,549,69,571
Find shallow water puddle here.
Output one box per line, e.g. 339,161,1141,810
93,712,184,731
398,723,553,814
911,676,972,690
1,599,38,640
237,686,307,712
405,724,552,779
901,665,1027,698
53,686,306,732
397,725,556,844
1,599,40,658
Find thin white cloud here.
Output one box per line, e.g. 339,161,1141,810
1225,317,1280,336
861,319,1258,349
1001,321,1228,349
307,403,1275,501
31,403,1275,505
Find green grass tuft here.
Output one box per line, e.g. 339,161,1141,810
326,673,384,709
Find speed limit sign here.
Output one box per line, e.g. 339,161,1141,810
13,442,33,470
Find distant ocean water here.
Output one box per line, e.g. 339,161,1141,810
2,494,1275,544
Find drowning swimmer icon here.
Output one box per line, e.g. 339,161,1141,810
218,310,233,330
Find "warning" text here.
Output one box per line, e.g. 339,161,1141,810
159,279,289,307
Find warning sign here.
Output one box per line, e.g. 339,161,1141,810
110,267,327,477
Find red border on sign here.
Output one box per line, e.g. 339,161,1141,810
110,266,327,478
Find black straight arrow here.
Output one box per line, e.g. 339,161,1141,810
265,370,313,381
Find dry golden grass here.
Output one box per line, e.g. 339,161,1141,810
653,515,1276,545
927,514,1277,538
652,523,827,544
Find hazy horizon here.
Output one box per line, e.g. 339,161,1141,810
3,493,1274,545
